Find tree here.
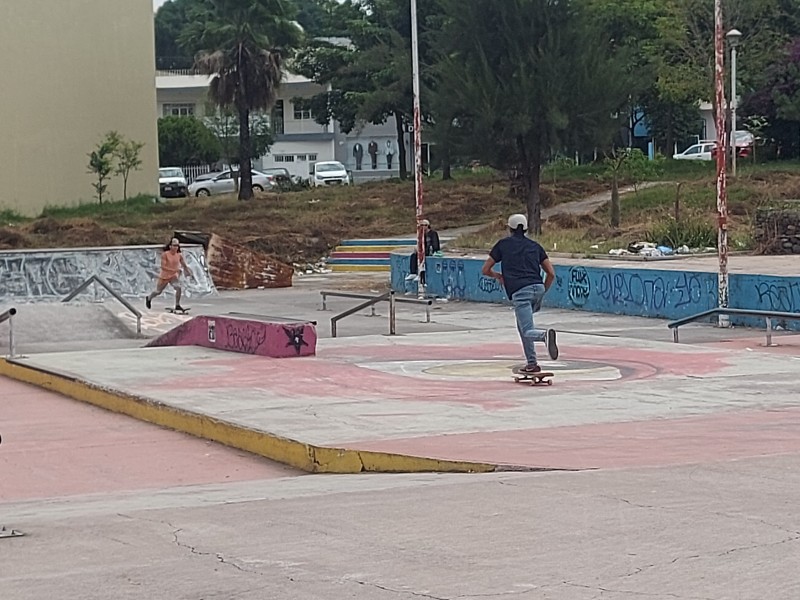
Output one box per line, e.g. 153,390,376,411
155,0,196,70
294,0,443,181
204,105,274,169
157,116,221,166
180,0,303,200
743,38,800,158
436,0,634,234
114,138,145,201
87,131,121,204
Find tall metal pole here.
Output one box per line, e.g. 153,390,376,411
714,0,730,325
410,0,425,297
730,43,738,177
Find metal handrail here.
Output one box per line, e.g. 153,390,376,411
62,275,142,335
321,290,432,323
668,307,800,346
330,291,397,337
0,307,17,358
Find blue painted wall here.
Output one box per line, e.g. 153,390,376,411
391,252,800,329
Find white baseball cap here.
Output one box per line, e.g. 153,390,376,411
507,214,528,231
421,219,430,226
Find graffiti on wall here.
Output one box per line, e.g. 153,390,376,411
754,281,800,312
562,266,715,314
436,259,468,299
0,246,215,301
567,266,591,307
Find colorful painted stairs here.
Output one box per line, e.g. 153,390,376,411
328,239,416,272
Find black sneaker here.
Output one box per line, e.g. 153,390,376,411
519,364,542,374
546,329,558,360
174,305,185,313
145,296,151,310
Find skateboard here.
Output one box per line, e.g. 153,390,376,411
165,307,191,315
512,365,554,386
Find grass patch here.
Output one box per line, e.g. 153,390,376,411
0,209,28,224
38,194,161,220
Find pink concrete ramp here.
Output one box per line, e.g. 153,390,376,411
146,314,316,358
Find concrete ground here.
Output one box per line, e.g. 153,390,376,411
2,268,800,599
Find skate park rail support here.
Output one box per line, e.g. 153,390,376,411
669,308,800,346
62,275,142,335
322,290,432,338
0,307,17,358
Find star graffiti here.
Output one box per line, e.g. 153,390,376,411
283,325,309,355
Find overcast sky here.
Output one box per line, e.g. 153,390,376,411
153,0,168,11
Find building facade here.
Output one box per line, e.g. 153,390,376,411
0,0,159,216
156,71,408,183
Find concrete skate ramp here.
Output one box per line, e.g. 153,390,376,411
0,244,215,302
0,303,138,354
146,314,317,357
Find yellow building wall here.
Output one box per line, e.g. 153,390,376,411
0,0,159,216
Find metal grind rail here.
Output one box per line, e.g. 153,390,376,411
0,307,17,358
63,275,143,335
321,290,433,338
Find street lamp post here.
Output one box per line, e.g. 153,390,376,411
727,28,742,178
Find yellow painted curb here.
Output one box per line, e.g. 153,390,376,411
0,359,496,475
334,246,411,253
330,264,391,272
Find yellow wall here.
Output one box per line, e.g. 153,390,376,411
0,0,159,216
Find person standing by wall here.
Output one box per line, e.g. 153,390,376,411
481,214,558,373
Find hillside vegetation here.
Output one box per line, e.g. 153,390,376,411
2,163,800,265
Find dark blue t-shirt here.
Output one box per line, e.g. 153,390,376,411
489,232,549,299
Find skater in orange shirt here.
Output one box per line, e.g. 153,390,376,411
145,238,194,312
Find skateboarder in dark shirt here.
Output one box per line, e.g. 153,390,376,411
481,214,558,374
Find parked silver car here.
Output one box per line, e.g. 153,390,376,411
187,169,274,197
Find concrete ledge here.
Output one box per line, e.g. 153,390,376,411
145,314,317,357
0,359,497,475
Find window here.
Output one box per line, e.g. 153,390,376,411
293,99,313,120
274,155,295,163
297,155,307,161
163,103,195,117
309,154,317,161
272,100,284,134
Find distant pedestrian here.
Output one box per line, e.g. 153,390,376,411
145,238,193,312
481,214,558,373
408,219,441,285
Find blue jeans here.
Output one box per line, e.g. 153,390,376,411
511,284,546,365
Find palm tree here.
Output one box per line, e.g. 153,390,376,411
181,0,303,200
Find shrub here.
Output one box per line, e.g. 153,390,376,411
647,217,716,249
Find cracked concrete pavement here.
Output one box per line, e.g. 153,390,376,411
3,271,800,599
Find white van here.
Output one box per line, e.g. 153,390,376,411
310,161,350,187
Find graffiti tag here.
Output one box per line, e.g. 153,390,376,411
567,267,591,307
223,323,267,354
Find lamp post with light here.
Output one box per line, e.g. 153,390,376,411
726,28,742,177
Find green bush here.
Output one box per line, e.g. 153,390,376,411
647,217,717,249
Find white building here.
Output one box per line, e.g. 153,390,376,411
156,70,409,182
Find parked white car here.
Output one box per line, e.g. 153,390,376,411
187,169,274,196
673,142,716,161
158,167,188,198
311,161,350,187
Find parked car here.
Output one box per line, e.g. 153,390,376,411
158,167,188,198
673,142,716,161
190,171,222,184
710,130,755,159
260,167,294,185
310,161,350,187
187,169,274,197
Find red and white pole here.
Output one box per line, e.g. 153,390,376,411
410,0,425,296
714,0,729,324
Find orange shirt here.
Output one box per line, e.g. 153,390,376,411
159,251,182,281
